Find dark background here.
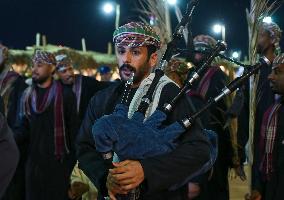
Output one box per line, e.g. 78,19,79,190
0,0,283,58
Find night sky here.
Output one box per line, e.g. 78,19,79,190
1,0,283,58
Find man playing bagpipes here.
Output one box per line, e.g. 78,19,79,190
76,21,212,200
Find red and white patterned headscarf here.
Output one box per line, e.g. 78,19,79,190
113,22,161,49
32,50,56,65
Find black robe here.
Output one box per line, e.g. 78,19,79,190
0,96,4,114
237,64,275,190
68,75,112,123
189,67,232,200
14,83,78,200
1,74,27,200
254,103,284,200
0,73,27,128
76,81,211,200
0,114,19,198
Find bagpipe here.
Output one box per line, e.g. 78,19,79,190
92,53,270,167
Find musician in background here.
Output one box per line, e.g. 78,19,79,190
55,55,111,200
76,21,210,200
55,55,111,123
186,35,232,200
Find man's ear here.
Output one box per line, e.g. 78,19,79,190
149,51,158,69
269,35,276,46
51,65,56,74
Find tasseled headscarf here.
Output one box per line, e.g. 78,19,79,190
55,54,82,112
113,22,161,49
32,50,57,65
260,21,282,55
193,34,217,51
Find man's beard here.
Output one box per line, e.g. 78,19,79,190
192,53,207,67
256,43,270,55
119,63,149,84
62,76,75,85
32,75,50,85
193,58,206,68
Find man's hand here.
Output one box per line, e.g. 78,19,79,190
245,190,262,200
110,160,144,190
68,182,89,199
233,165,247,181
106,172,128,200
106,160,144,199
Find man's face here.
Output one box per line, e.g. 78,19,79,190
268,63,284,94
257,28,273,54
32,62,54,84
56,65,75,85
193,52,207,66
115,46,157,85
100,72,112,81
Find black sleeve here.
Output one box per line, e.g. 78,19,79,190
13,115,30,146
85,76,113,97
0,114,19,197
63,87,79,153
13,92,30,145
0,96,4,114
76,94,109,197
206,69,229,121
252,168,264,194
7,76,27,129
76,83,122,198
140,83,211,193
140,128,210,193
207,69,228,96
237,80,250,164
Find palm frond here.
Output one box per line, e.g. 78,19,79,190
137,0,172,48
